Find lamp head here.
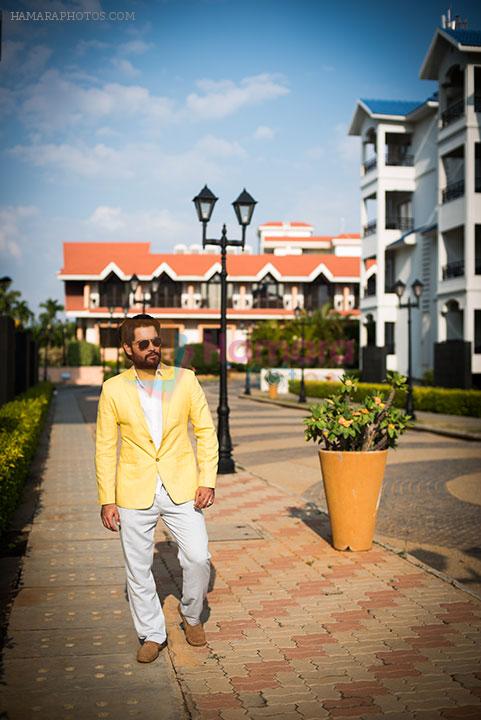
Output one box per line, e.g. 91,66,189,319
232,189,257,228
130,274,139,293
393,279,406,300
151,278,159,294
193,185,218,223
411,278,424,298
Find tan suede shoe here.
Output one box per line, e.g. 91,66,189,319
178,604,207,646
136,640,165,663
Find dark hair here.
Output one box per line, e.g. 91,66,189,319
120,315,161,345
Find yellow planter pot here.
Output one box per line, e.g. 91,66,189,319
268,384,278,399
319,449,388,552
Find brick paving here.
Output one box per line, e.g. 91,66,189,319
1,384,481,720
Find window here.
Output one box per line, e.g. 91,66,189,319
476,143,481,193
384,322,395,355
99,325,120,348
151,273,181,308
475,310,481,354
365,274,376,297
99,273,125,307
385,252,395,293
476,226,481,275
252,273,283,309
303,276,331,310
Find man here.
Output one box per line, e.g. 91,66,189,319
95,314,218,663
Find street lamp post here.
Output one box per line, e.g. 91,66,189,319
108,304,115,373
294,305,307,403
393,278,424,420
239,322,252,395
193,185,257,474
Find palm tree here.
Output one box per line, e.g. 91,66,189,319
12,300,34,329
38,298,64,380
0,277,21,316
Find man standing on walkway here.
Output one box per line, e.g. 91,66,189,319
95,315,218,663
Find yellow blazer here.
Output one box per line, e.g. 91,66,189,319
95,363,218,509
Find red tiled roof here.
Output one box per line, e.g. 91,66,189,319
333,233,361,240
60,243,360,279
258,221,313,228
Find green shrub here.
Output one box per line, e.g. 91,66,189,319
288,379,481,418
177,343,220,375
0,382,53,535
67,340,100,366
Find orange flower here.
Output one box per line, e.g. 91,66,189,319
388,423,395,430
360,408,369,415
338,417,353,427
373,396,382,405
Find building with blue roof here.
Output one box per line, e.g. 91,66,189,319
348,15,481,389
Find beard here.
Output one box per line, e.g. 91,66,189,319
133,350,161,369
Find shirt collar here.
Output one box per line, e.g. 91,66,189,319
134,364,162,388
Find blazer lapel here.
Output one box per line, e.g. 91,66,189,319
122,367,156,449
160,361,175,435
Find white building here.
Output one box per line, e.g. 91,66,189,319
349,21,481,385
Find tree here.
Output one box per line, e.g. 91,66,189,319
38,298,64,380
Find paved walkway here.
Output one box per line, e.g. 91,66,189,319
0,389,187,720
2,384,481,719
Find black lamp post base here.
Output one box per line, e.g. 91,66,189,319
218,455,236,474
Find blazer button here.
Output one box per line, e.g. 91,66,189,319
156,458,160,462
149,440,154,444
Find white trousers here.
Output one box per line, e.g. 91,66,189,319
118,477,211,644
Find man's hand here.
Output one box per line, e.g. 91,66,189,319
101,503,121,531
194,486,215,510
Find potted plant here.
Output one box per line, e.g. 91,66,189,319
265,370,282,399
304,372,410,551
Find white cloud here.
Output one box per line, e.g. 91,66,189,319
118,40,152,55
10,142,134,179
87,206,188,244
185,73,289,120
10,134,246,183
0,40,52,81
18,70,175,132
111,58,140,78
0,206,38,259
254,125,275,141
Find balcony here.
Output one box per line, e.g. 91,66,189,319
441,98,464,128
385,216,414,232
363,220,377,237
475,95,481,113
385,150,414,167
442,260,465,280
442,179,465,204
363,157,377,173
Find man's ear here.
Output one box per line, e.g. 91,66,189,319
122,343,132,360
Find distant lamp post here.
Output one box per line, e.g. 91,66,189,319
130,273,145,310
192,184,257,474
393,278,424,419
239,322,252,396
294,305,307,404
151,277,160,301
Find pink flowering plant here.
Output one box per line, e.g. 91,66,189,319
304,372,411,452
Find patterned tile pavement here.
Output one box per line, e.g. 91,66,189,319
171,469,481,720
2,385,480,720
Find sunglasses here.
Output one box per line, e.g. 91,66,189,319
133,336,162,351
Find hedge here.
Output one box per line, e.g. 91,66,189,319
0,382,53,535
66,340,100,366
288,380,481,418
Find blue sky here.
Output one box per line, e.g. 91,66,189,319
1,0,480,312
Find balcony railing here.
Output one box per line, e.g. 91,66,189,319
442,179,465,203
385,151,414,167
441,98,464,127
442,260,465,280
363,220,377,237
363,157,377,173
475,95,481,113
385,216,414,231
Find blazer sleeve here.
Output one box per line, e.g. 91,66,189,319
189,372,219,488
95,384,119,505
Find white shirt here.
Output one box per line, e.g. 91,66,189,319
134,366,163,450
